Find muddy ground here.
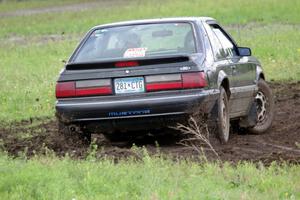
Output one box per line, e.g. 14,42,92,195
0,82,299,164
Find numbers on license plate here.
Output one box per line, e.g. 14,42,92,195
114,77,145,94
115,80,143,90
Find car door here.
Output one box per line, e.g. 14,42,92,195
206,23,256,117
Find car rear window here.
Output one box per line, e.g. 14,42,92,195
73,22,197,63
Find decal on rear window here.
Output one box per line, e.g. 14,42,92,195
123,48,147,58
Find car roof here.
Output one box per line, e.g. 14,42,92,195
92,17,216,29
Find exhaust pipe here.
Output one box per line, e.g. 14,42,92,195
69,125,81,133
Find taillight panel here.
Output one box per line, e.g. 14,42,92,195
145,72,207,92
56,72,207,98
56,79,112,98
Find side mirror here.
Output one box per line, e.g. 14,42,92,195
238,47,251,56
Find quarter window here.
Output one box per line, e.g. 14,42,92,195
209,25,237,58
207,26,226,60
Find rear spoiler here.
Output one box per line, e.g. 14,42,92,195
66,55,190,70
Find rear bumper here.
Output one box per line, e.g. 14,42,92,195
56,89,219,126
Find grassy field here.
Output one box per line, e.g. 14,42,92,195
0,0,96,13
0,1,300,199
0,151,299,199
1,0,300,37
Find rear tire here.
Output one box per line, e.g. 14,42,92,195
248,79,274,134
217,87,230,144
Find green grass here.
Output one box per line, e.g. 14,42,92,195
0,152,299,199
228,24,300,81
0,39,78,120
0,0,299,121
1,0,300,38
0,0,95,13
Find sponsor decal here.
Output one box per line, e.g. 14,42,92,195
123,48,147,58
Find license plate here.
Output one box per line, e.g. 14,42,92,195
114,77,145,94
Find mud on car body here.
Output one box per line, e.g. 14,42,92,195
55,17,274,143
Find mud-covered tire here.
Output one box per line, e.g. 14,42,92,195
248,79,274,134
217,87,230,144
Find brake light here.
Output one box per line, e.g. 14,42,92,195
56,79,112,98
56,82,75,98
182,72,207,88
76,87,112,96
146,81,182,91
115,61,139,67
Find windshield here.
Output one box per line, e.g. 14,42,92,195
73,22,197,63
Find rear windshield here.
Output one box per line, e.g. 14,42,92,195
73,22,197,63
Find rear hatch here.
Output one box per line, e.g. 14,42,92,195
56,55,207,98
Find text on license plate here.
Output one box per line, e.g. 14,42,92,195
114,77,145,94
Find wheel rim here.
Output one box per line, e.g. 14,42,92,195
220,93,229,139
255,91,268,125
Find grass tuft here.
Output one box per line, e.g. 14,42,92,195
0,151,299,199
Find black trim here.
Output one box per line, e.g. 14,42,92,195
66,56,190,70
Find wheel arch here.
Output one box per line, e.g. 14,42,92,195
217,70,231,98
256,65,265,81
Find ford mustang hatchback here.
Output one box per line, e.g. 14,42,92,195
55,17,274,143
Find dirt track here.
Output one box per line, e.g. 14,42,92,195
0,82,299,164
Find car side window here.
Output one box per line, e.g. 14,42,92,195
209,25,237,58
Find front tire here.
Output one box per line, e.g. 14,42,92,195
248,79,274,134
217,87,230,144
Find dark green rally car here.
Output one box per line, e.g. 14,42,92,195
55,17,274,143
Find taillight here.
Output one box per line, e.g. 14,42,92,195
182,72,207,88
56,82,75,98
75,79,112,97
56,79,112,98
146,74,182,92
146,82,182,91
145,72,207,92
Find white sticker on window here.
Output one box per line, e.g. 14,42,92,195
123,48,147,58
